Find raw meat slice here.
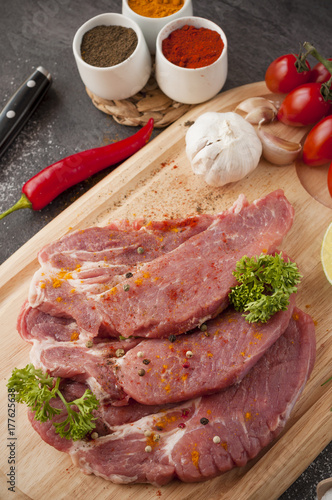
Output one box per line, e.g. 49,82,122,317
29,295,295,405
114,295,296,404
27,190,294,339
29,214,217,313
29,337,141,405
18,302,81,343
67,307,315,485
38,215,217,269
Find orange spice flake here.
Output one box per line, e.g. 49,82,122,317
154,414,178,430
292,311,299,321
51,268,74,288
207,352,213,358
56,297,63,302
145,433,160,449
181,374,188,382
245,412,252,420
221,442,228,451
191,449,200,469
70,331,79,341
40,282,46,289
52,278,62,288
135,272,151,286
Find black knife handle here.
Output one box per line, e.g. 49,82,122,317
0,66,52,159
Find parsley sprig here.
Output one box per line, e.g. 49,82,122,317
7,364,99,440
229,252,302,323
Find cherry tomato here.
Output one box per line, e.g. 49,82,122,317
328,162,332,198
265,54,311,93
302,116,332,166
310,59,332,83
277,83,331,127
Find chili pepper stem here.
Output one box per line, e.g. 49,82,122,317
0,193,32,220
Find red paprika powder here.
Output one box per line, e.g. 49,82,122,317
162,24,224,69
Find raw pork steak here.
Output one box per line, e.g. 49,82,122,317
27,190,294,339
29,307,315,485
28,297,295,405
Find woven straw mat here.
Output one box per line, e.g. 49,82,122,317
86,72,193,128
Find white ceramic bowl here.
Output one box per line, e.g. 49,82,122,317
155,16,228,105
122,0,193,54
73,13,152,101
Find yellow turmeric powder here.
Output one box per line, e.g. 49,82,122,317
128,0,184,18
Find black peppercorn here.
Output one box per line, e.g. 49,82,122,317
200,418,209,425
169,334,177,343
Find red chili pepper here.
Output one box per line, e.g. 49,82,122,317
0,118,154,219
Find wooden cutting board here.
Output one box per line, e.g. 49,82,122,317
1,81,331,500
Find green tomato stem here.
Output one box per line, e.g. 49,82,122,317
303,41,332,76
0,193,32,220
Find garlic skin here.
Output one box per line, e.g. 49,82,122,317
185,112,262,187
245,106,277,125
236,97,277,114
235,97,277,125
257,128,302,166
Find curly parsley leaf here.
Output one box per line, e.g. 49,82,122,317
7,364,99,440
54,389,99,441
229,252,302,323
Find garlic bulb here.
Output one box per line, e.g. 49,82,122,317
257,128,302,165
185,112,262,187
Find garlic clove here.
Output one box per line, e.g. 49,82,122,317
257,128,302,166
245,106,277,125
236,97,278,114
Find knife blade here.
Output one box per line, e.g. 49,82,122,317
0,66,52,159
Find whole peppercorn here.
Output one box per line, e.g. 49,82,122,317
200,417,209,425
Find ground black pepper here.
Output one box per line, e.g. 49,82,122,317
81,25,138,67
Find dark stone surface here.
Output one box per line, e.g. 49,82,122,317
0,0,331,497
